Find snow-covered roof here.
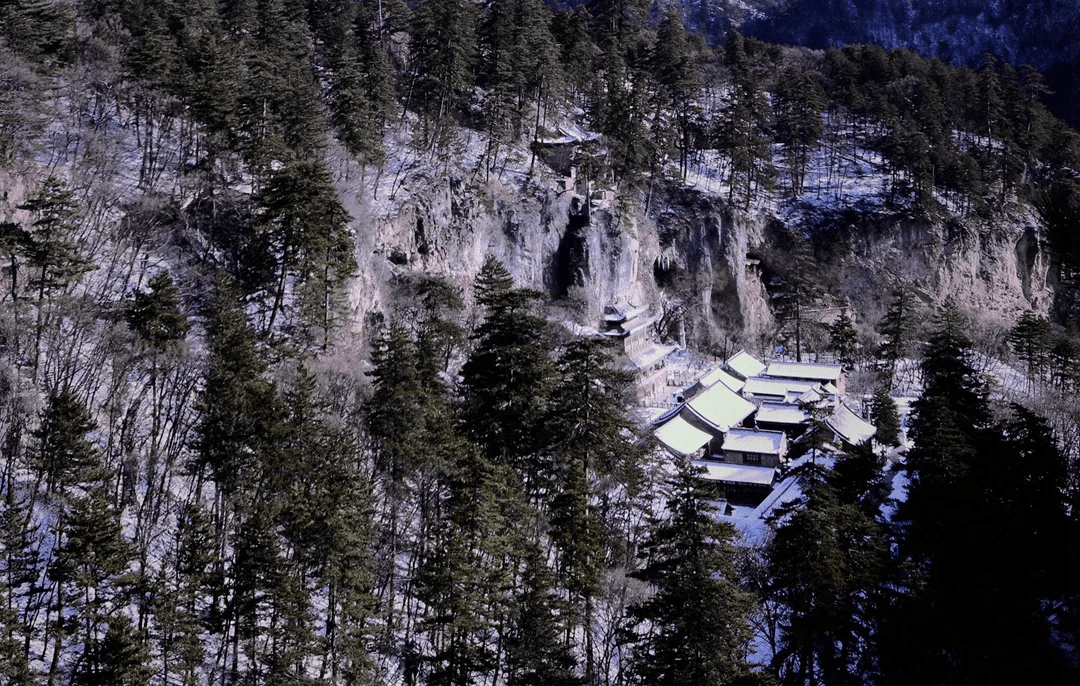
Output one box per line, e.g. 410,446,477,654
825,404,876,445
797,388,824,404
755,402,810,425
603,301,649,323
698,366,745,393
692,460,777,486
654,415,713,456
766,361,843,382
630,344,675,370
743,377,819,400
722,428,786,455
535,124,602,146
726,350,766,378
685,383,756,432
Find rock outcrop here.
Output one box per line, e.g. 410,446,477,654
344,159,1053,350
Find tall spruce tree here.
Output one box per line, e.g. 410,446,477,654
252,159,354,342
0,488,37,684
767,478,885,686
17,176,93,379
504,546,580,686
882,303,1075,682
408,0,478,150
626,458,754,686
773,64,825,198
826,310,858,367
877,282,921,384
460,255,555,480
31,386,101,496
869,384,901,448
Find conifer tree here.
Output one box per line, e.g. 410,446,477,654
460,254,555,477
48,483,135,684
882,302,1074,683
233,0,326,170
626,458,754,686
869,385,901,448
504,547,580,686
125,270,189,352
718,30,773,209
772,226,822,363
415,443,505,686
826,310,858,367
124,269,189,503
767,474,885,686
323,0,396,166
547,335,636,671
0,488,37,684
253,159,354,341
773,64,825,198
651,11,701,180
1008,310,1053,386
366,316,462,661
190,277,282,507
876,282,921,384
31,386,101,496
0,0,75,63
76,614,153,686
17,176,93,378
408,0,478,149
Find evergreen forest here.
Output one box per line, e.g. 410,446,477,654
0,1,1079,685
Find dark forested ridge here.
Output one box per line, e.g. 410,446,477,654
0,0,1079,684
740,0,1080,129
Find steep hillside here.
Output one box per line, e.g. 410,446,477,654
1,1,1079,683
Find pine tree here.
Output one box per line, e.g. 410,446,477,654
718,30,774,210
124,270,189,352
415,444,506,686
17,176,93,378
233,0,326,170
876,282,921,384
773,226,822,363
826,310,858,367
626,458,754,686
881,304,1075,683
767,477,885,686
773,64,825,198
366,316,463,663
190,277,283,507
253,159,355,342
124,269,189,505
327,0,396,166
31,386,102,496
0,0,75,63
154,504,216,686
1008,310,1053,386
47,484,135,684
651,11,701,180
504,547,580,686
0,488,37,685
76,614,153,686
408,0,478,150
869,385,901,448
460,254,555,476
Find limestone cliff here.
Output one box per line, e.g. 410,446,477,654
342,157,1052,352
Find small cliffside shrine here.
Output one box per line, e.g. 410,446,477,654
601,300,676,400
651,348,876,510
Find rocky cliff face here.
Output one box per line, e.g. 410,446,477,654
342,160,1053,352
777,202,1053,322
